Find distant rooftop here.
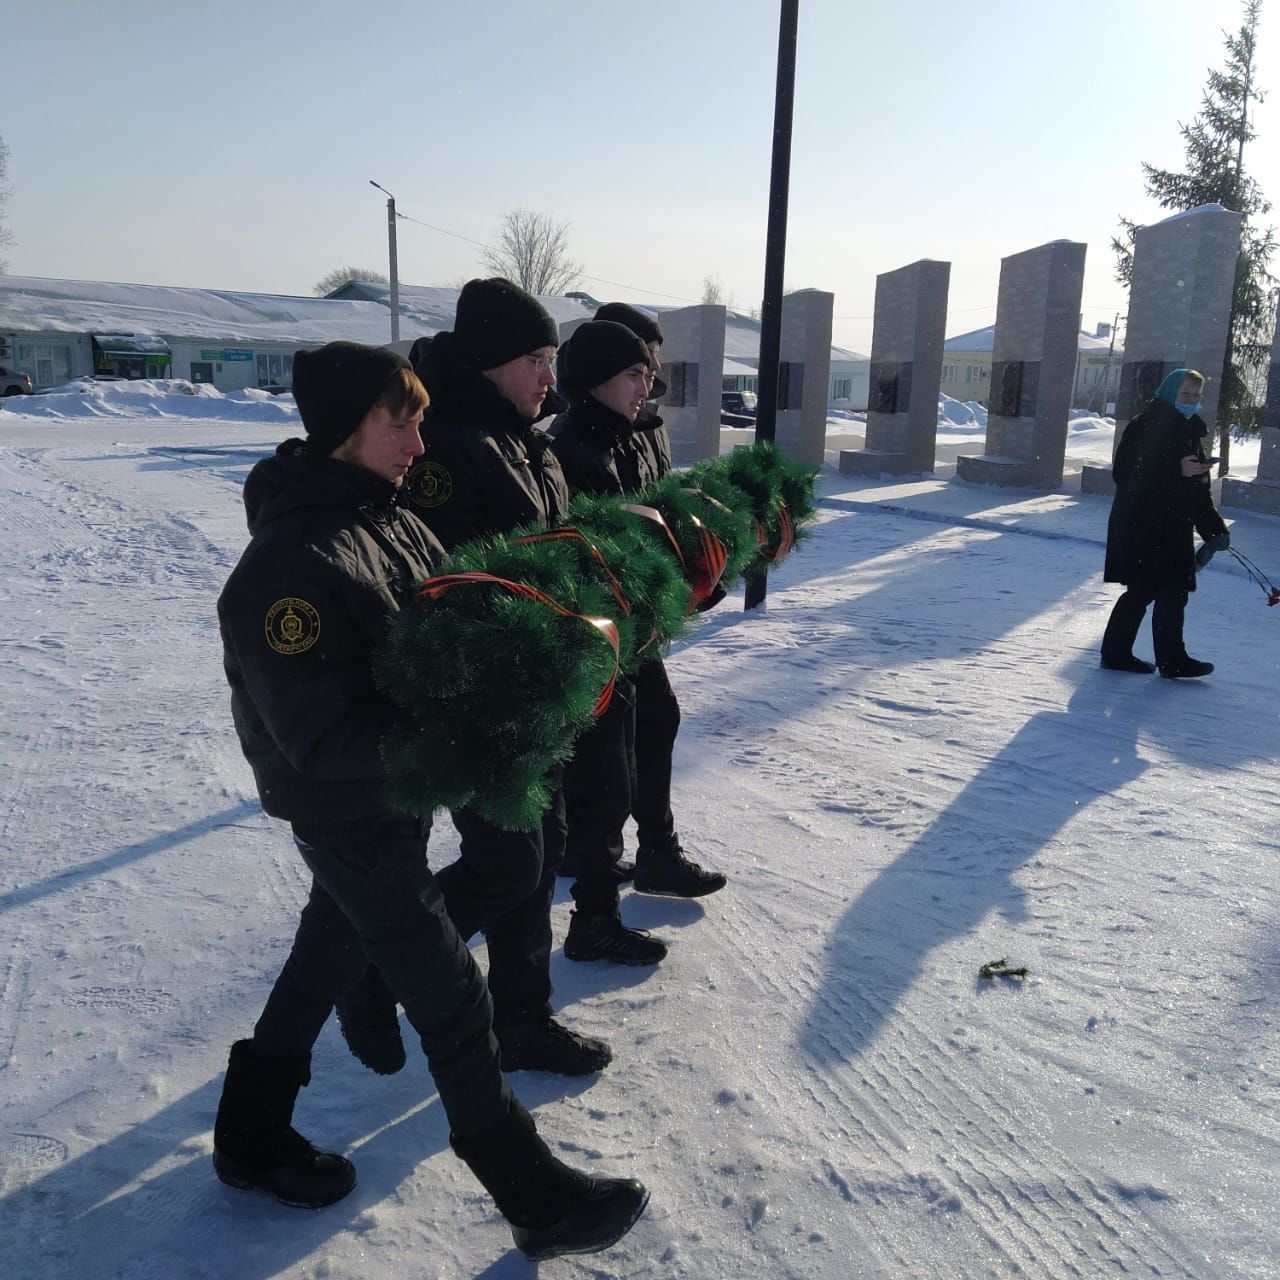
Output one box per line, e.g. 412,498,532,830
0,274,869,362
944,324,1121,354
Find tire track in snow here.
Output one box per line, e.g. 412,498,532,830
670,602,1205,1277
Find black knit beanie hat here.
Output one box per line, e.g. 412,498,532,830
558,320,652,396
452,277,559,371
594,301,663,347
292,341,411,455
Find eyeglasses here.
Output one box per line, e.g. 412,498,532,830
526,354,557,373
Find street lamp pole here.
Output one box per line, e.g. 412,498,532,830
369,180,400,344
744,0,800,611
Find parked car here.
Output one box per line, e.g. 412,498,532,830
0,364,34,396
721,389,757,417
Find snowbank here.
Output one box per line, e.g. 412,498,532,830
2,377,299,423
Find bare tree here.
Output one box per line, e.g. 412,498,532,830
481,209,582,296
314,265,388,297
701,274,726,305
0,134,14,274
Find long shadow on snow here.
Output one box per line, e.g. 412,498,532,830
672,502,1096,771
0,801,262,916
0,1031,580,1278
800,666,1269,1066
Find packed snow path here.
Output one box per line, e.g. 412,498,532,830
1,417,1276,1279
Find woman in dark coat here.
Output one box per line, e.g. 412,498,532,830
1100,368,1229,678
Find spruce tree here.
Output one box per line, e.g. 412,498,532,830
1112,0,1277,470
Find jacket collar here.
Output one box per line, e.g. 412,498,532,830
565,393,637,446
243,439,401,533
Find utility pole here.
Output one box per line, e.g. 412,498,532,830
369,180,401,343
1101,312,1121,416
744,0,800,612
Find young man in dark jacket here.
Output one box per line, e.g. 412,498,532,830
591,303,727,899
397,278,610,1071
548,320,726,967
213,341,645,1259
1101,367,1229,679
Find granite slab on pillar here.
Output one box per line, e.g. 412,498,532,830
1081,204,1242,494
956,239,1085,490
841,259,950,477
656,304,726,463
1262,307,1280,433
773,290,834,467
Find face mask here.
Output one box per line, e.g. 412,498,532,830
1175,401,1201,419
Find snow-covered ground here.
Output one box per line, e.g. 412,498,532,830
1,390,1277,1279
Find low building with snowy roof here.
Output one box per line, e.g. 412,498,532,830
0,275,440,392
940,322,1124,413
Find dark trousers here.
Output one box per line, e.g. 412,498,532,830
1102,586,1190,667
251,817,511,1139
442,787,565,1029
631,658,681,854
564,676,636,917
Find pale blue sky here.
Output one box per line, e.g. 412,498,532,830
4,0,1276,351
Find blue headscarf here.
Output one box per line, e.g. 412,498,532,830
1155,368,1193,404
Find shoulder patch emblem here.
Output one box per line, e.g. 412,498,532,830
265,597,320,655
408,460,453,509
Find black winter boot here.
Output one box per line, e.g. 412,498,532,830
1159,656,1214,679
451,1099,648,1260
564,911,668,966
334,965,406,1075
558,856,635,882
497,1015,612,1076
634,842,726,898
213,1039,356,1208
1100,653,1156,673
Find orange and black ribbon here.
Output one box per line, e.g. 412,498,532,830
755,503,795,563
623,502,726,611
513,527,632,617
684,512,728,605
415,572,620,715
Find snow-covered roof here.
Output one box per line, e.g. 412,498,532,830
0,274,869,363
328,280,595,332
944,324,1122,354
0,275,433,346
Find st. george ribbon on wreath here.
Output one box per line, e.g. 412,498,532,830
376,441,819,829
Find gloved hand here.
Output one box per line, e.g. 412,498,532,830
695,583,728,613
1195,532,1230,569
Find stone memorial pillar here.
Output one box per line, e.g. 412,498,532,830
1222,307,1280,513
956,240,1086,489
1261,305,1280,433
656,304,725,464
1081,204,1242,494
840,259,950,476
772,289,834,467
1222,426,1280,513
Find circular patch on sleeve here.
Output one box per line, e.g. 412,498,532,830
408,460,453,508
265,598,321,655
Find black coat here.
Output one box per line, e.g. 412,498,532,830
219,440,445,824
548,398,670,498
404,331,570,550
1104,398,1227,592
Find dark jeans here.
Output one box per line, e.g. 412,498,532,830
251,816,511,1139
1102,586,1190,667
442,786,565,1029
632,658,681,854
564,676,636,916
